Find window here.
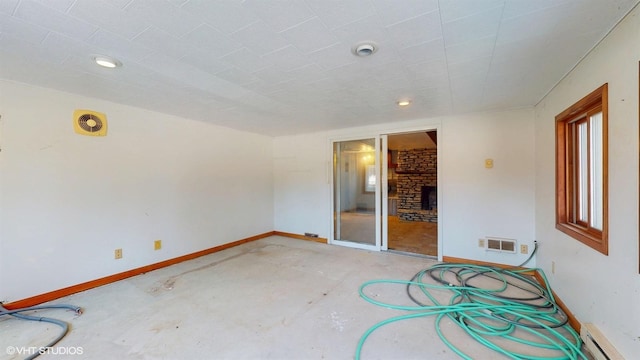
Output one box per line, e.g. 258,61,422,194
365,164,376,192
556,84,608,254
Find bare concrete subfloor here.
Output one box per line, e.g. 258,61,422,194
1,236,579,359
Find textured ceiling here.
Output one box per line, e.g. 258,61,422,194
1,0,638,136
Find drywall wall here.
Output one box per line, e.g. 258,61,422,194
273,133,330,237
273,107,536,266
0,80,274,302
534,5,640,357
439,109,535,264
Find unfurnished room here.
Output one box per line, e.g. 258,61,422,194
0,1,639,359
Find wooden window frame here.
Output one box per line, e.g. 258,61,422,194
556,83,608,255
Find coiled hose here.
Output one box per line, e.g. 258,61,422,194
0,303,82,360
356,261,586,359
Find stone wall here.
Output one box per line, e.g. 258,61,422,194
397,148,437,222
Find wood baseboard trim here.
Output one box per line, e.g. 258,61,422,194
442,256,536,275
532,272,581,333
274,231,328,244
3,231,275,310
442,256,580,333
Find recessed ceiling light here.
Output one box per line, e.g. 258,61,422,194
397,100,411,107
93,56,122,68
352,42,378,57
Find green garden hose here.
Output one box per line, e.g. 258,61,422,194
356,263,586,359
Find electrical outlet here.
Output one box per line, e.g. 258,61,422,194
520,244,528,254
114,248,122,259
154,240,162,250
478,238,485,247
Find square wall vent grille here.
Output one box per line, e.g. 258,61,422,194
485,237,517,253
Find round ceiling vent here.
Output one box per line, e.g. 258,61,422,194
352,42,378,57
78,113,104,132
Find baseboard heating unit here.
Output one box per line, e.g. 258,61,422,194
580,323,624,360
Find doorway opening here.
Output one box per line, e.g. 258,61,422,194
386,131,438,257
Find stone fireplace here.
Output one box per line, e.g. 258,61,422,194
421,185,437,210
396,148,437,222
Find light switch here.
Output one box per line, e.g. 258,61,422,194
485,159,494,168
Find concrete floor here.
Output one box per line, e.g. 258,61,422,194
1,236,583,359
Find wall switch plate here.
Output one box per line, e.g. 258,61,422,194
154,240,162,250
478,238,485,247
115,248,122,259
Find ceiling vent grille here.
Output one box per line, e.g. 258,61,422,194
73,110,107,136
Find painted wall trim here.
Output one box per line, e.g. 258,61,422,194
3,232,276,310
442,256,580,333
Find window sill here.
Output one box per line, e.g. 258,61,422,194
556,223,608,255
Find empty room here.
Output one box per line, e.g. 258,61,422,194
1,1,639,359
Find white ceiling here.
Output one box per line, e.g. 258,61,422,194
1,0,638,136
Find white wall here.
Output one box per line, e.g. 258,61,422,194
0,80,274,302
273,133,330,237
441,109,535,264
274,108,536,266
534,6,640,357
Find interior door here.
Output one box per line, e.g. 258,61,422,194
331,137,381,250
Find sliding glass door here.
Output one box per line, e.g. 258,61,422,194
332,137,381,250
